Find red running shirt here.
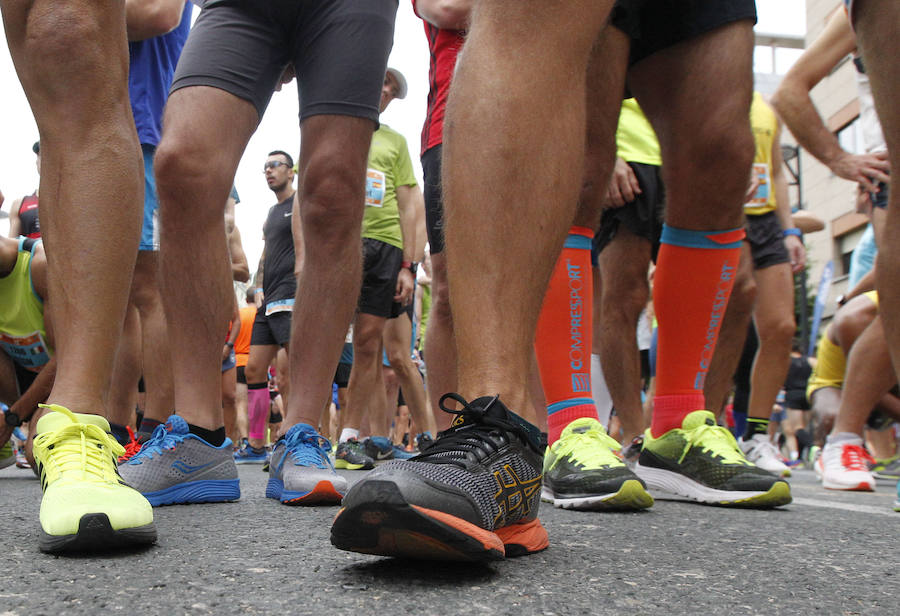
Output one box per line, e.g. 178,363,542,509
413,0,466,156
18,194,41,239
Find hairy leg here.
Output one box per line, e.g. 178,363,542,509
855,1,900,383
284,115,374,432
155,86,257,428
747,262,796,420
423,251,456,430
443,0,612,408
597,230,652,442
2,0,142,416
384,314,436,435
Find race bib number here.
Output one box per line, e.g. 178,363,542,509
365,169,386,208
0,330,50,371
265,298,295,316
745,162,770,209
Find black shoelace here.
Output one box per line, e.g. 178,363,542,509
412,394,520,469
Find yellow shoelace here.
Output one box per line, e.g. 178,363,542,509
554,427,624,469
34,406,124,483
678,422,750,466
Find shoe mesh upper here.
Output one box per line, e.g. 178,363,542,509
640,412,779,490
376,447,542,529
119,416,236,493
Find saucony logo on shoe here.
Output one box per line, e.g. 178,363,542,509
171,460,214,474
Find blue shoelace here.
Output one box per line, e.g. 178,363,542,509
280,425,333,469
127,424,186,463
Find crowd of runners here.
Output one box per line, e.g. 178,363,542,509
0,0,898,560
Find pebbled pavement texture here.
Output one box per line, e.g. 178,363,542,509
2,463,898,615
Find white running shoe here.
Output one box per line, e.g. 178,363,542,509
740,434,791,478
818,437,875,491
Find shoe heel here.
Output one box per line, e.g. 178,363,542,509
495,518,549,557
266,478,284,500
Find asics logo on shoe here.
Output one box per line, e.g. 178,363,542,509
171,460,214,474
492,464,541,524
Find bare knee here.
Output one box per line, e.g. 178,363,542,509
600,270,649,327
758,315,796,350
730,268,758,315
130,254,161,311
23,7,122,105
301,160,366,249
222,388,236,408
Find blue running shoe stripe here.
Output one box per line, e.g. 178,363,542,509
143,479,240,506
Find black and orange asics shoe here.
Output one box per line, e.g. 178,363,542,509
330,394,549,561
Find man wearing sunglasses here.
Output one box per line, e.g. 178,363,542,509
237,152,297,465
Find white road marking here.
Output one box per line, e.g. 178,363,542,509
791,496,898,517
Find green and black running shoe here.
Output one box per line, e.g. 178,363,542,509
635,410,791,508
542,418,652,511
334,439,375,470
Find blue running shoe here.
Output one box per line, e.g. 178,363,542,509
234,442,269,464
119,415,240,506
894,481,900,513
392,444,416,460
267,423,346,505
364,436,394,461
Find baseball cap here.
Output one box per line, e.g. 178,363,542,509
32,141,40,154
386,67,407,100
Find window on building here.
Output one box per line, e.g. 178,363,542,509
837,117,865,155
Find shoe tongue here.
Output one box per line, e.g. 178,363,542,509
284,422,316,441
36,406,111,434
164,415,190,435
561,417,601,438
681,410,718,431
448,395,505,428
449,396,546,452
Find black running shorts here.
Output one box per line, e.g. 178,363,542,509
611,0,757,66
593,162,666,263
359,238,403,318
745,211,790,270
173,0,398,122
250,310,292,347
422,144,445,254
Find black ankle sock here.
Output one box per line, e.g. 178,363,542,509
743,417,770,441
138,417,163,436
188,423,226,447
108,422,130,445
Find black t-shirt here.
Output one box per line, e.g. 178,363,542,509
262,194,296,305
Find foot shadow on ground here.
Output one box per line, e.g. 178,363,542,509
40,543,157,559
339,558,497,588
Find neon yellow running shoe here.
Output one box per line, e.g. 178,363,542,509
0,440,14,470
634,410,791,508
542,417,653,510
33,405,157,553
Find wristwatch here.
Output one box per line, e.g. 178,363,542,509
4,410,25,427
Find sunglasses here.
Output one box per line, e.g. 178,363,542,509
263,160,291,172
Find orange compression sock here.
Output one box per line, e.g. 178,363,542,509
651,225,744,437
535,226,599,445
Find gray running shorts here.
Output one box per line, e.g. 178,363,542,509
172,0,398,123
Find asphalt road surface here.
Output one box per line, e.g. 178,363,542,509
2,463,898,615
